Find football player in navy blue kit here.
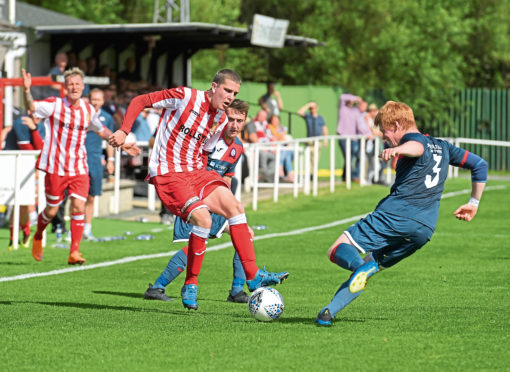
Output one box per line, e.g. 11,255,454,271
316,101,488,326
144,99,253,303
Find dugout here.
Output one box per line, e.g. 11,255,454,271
15,2,320,89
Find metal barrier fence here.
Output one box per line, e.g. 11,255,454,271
4,137,509,246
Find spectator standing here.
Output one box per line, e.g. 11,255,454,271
83,88,115,241
364,103,386,184
131,109,152,142
258,82,283,121
248,110,276,182
298,101,329,178
268,115,294,182
337,94,371,182
102,85,123,130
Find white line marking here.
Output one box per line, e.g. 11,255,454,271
0,185,506,283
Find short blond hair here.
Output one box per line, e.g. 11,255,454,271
374,101,416,130
63,67,84,81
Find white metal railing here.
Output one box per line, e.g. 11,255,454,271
142,135,384,211
5,137,509,239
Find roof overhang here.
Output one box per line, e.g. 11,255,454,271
33,22,322,50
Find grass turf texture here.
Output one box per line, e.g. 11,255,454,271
1,179,509,371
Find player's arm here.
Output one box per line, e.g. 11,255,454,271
22,69,35,112
109,94,152,147
20,116,44,150
380,140,424,161
106,142,115,175
451,150,488,221
110,89,181,147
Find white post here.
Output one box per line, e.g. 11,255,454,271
12,154,21,250
293,141,299,198
114,149,121,214
313,138,319,196
373,137,380,183
273,143,281,202
38,170,46,247
252,145,260,211
330,137,335,193
360,136,366,186
346,137,352,190
234,159,242,202
304,145,311,195
148,184,156,211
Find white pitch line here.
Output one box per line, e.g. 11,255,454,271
0,185,506,283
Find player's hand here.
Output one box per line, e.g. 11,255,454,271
106,160,115,174
21,116,37,130
379,148,399,161
109,130,127,147
22,68,31,91
453,204,478,221
121,142,141,157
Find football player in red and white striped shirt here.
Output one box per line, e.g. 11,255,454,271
22,67,140,265
109,69,289,310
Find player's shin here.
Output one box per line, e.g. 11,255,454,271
231,252,246,296
154,247,189,289
184,227,209,285
70,213,85,253
228,214,258,279
34,210,52,239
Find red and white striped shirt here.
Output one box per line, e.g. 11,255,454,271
33,97,104,176
121,87,228,176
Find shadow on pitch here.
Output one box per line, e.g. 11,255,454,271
92,290,143,299
0,300,200,316
0,261,29,266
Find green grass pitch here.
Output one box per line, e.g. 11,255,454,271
1,178,509,371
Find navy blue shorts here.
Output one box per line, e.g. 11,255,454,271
345,210,433,268
88,156,103,196
173,213,228,243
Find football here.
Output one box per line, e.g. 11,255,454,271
248,287,285,322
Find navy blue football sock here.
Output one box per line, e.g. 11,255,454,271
230,252,246,296
332,243,364,272
325,279,363,318
153,248,188,289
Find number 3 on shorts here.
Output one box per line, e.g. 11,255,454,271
425,154,442,189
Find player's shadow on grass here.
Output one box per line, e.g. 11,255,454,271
0,261,29,266
92,290,143,299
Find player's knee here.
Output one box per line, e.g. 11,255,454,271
189,207,212,228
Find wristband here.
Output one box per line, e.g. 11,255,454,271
468,197,480,207
107,157,115,162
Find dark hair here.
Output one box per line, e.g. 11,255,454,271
212,69,242,85
228,99,250,117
